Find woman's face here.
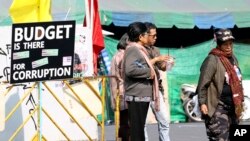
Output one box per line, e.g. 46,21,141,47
138,32,149,46
218,40,234,56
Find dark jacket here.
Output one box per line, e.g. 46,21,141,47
197,54,238,117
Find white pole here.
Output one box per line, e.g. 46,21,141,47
90,0,94,34
84,0,91,30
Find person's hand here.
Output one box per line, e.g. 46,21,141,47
200,104,208,115
157,55,169,62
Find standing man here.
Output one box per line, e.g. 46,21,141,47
196,28,244,141
144,22,173,141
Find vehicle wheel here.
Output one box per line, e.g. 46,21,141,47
184,99,202,122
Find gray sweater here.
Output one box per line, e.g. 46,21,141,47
123,46,153,97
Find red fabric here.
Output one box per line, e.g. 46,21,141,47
210,48,244,119
84,0,104,74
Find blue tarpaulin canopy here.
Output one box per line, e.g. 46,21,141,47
1,0,250,29
99,0,250,28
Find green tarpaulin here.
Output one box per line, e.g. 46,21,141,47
104,36,250,122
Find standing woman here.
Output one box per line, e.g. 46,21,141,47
110,33,130,141
123,22,159,141
197,29,244,141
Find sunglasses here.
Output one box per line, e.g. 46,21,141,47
148,34,157,38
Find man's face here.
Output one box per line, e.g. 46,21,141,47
147,28,157,46
218,40,234,56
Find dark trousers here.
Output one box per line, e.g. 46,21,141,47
119,109,130,141
128,101,150,141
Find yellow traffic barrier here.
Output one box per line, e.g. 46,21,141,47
115,90,120,140
0,76,121,141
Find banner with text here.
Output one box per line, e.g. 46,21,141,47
0,24,98,140
10,21,76,83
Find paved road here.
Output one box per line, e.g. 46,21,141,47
102,122,207,141
101,121,250,141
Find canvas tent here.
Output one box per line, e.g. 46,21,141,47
2,0,250,28
99,0,250,28
98,0,250,48
97,0,250,122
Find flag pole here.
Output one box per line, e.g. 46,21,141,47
90,0,94,34
85,0,90,29
64,0,71,20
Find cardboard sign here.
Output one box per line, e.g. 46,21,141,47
10,21,76,83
